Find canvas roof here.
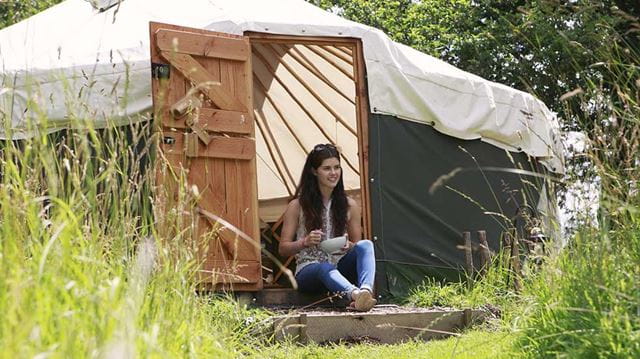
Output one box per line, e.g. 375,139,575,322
0,0,564,206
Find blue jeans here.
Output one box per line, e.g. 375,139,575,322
295,240,376,295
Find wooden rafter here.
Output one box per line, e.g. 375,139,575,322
258,44,357,136
251,59,360,176
253,78,308,162
321,45,353,65
253,108,296,195
304,45,354,80
336,45,353,57
264,45,357,136
272,256,295,284
277,44,355,105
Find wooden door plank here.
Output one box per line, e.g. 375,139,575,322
238,159,260,259
156,28,250,61
220,60,237,98
224,159,239,229
160,51,246,111
162,108,252,134
201,108,251,133
190,135,255,160
200,260,261,284
197,55,221,109
165,133,255,160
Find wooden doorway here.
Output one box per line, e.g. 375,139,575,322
150,22,262,291
247,33,371,288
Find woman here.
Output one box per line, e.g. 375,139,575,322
279,143,377,311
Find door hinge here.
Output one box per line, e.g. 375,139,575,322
151,62,170,79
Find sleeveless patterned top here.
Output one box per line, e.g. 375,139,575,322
294,199,346,275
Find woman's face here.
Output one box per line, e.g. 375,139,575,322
313,157,341,189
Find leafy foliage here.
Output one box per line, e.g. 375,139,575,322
314,1,639,132
0,0,64,29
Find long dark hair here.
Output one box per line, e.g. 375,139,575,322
293,143,348,237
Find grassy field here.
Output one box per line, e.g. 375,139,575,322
0,74,638,358
257,330,515,358
1,116,636,358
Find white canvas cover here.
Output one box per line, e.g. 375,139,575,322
0,0,564,206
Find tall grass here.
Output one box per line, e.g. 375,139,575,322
512,16,640,358
407,10,640,357
0,101,272,356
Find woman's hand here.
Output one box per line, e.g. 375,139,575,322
337,234,354,254
304,229,323,247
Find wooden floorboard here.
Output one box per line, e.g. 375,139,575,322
252,288,350,308
270,306,487,344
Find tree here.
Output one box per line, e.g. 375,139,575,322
313,0,640,224
0,0,64,29
313,1,638,132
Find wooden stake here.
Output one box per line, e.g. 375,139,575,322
299,313,308,344
477,230,491,275
463,231,473,280
510,233,522,293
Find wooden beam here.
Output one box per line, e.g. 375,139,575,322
161,132,255,160
164,108,252,134
253,108,297,194
278,44,355,105
477,230,491,275
510,233,522,292
304,44,354,80
463,231,473,279
260,44,357,136
272,256,295,284
160,51,246,111
246,32,360,45
320,45,353,65
337,45,353,57
353,39,372,241
254,288,350,307
156,29,249,61
253,76,309,160
251,64,360,176
272,308,488,344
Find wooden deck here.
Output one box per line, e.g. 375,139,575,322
271,305,486,344
241,288,488,344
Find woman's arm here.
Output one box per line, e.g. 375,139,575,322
278,199,322,257
346,197,362,243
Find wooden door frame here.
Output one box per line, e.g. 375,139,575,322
246,32,372,241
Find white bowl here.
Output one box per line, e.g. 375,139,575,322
319,235,347,254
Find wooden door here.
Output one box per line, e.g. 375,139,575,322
150,22,261,291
